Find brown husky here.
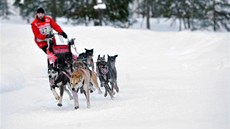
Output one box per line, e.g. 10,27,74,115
70,67,102,109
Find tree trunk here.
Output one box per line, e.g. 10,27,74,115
146,5,150,29
213,0,217,31
183,18,187,29
187,17,190,29
51,0,57,22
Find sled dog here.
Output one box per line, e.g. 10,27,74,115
107,55,119,93
77,48,95,71
74,48,102,93
70,68,94,109
96,55,114,98
48,66,73,107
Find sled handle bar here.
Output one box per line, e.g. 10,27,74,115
46,33,78,55
46,33,76,47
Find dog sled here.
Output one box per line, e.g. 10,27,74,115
46,33,79,107
45,33,119,109
47,33,78,70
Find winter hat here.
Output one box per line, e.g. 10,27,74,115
36,7,45,13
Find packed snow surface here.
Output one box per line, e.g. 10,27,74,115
0,21,229,129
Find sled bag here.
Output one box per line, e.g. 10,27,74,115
52,45,70,54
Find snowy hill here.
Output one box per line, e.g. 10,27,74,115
0,22,230,129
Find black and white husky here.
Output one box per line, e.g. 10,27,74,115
48,66,73,107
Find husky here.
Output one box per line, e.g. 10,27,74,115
75,48,101,93
70,68,92,109
96,55,114,99
73,60,102,94
107,55,119,93
48,66,73,107
77,48,95,71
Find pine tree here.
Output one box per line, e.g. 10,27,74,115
152,0,230,31
61,0,95,25
13,0,66,22
136,0,161,29
203,0,230,31
190,0,230,31
104,0,133,27
0,0,11,19
159,0,195,31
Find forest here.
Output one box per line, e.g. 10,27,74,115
1,0,230,31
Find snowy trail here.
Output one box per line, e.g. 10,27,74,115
1,23,230,129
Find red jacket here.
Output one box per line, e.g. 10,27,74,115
31,15,63,48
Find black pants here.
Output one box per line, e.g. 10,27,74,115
41,46,48,54
41,45,52,68
41,40,54,54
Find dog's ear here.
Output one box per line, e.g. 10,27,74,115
85,48,88,51
90,49,94,53
98,54,100,59
48,63,55,69
48,64,51,69
115,55,118,58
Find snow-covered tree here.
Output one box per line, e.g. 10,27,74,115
13,0,66,22
198,0,230,31
134,0,161,29
0,0,11,19
104,0,132,27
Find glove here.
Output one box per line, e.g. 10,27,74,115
46,33,54,39
61,32,68,39
68,39,75,45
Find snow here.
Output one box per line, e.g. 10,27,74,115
1,18,230,129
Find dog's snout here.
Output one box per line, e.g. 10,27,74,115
72,88,75,91
49,75,51,78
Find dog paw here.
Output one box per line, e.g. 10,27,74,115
55,96,60,100
74,106,79,110
104,92,108,97
98,90,103,94
57,103,62,107
111,96,114,99
69,96,73,100
115,87,119,93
